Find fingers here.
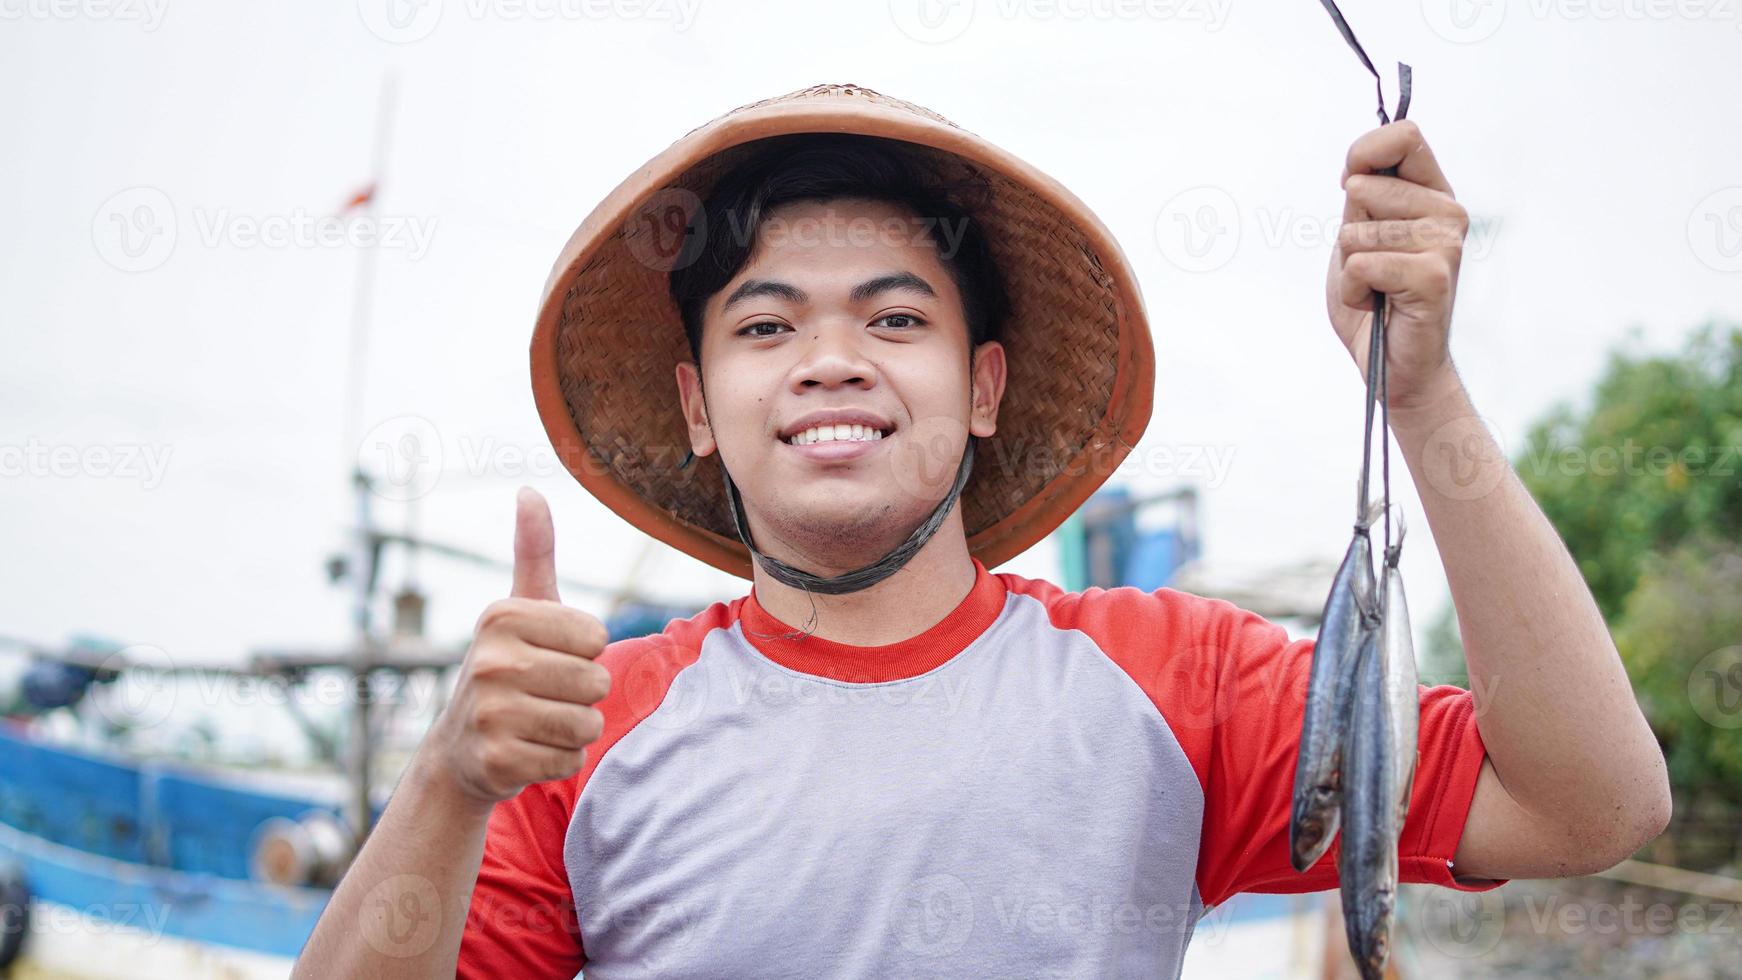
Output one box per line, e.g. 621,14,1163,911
1340,173,1466,226
511,486,561,602
479,738,591,790
1337,251,1454,309
476,598,609,660
475,694,605,753
501,644,616,706
1341,120,1454,197
520,699,606,752
1337,216,1467,258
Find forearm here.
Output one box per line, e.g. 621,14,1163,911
1389,367,1671,848
292,746,494,978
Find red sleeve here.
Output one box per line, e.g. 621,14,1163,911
1000,575,1508,912
456,780,586,979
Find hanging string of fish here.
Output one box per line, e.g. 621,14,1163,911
1288,3,1422,979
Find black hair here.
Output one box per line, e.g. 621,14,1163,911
667,133,1009,367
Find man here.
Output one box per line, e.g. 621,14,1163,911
294,84,1670,978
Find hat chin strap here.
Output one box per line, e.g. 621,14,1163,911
719,437,977,596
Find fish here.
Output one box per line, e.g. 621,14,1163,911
1336,613,1398,980
1336,530,1416,980
1337,621,1398,979
1289,509,1380,873
1380,532,1419,828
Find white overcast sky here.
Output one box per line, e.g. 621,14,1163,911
2,1,1738,666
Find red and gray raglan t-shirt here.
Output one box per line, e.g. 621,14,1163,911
456,557,1507,978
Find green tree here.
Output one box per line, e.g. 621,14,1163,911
1514,322,1742,621
1420,601,1468,690
1611,537,1742,806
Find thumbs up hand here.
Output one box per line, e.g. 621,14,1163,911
425,487,612,806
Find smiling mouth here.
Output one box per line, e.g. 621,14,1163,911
782,424,892,446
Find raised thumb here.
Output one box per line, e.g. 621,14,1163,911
510,486,561,602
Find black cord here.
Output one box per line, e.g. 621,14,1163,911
1319,0,1410,567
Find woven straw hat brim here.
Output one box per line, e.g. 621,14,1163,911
530,83,1154,580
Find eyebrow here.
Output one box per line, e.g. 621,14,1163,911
719,272,938,313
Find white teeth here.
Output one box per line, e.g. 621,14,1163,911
786,424,886,445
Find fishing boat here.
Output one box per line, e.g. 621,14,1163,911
0,711,357,979
0,519,703,979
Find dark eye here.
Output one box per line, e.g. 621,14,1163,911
737,321,790,338
873,313,925,330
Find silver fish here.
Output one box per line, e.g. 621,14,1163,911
1380,530,1419,827
1336,614,1397,980
1289,511,1379,872
1336,529,1416,980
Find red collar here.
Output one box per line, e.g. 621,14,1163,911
737,558,1008,683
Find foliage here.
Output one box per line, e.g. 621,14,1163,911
1611,537,1742,806
1514,323,1742,622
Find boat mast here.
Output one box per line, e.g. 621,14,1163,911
341,73,398,851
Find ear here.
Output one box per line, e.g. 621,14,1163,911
968,340,1006,439
674,360,717,457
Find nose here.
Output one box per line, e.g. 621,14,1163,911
790,320,877,392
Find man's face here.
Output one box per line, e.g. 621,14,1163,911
675,197,1006,570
